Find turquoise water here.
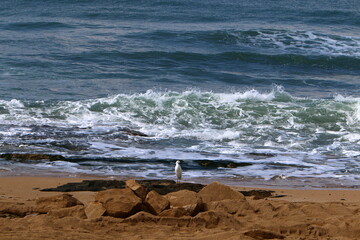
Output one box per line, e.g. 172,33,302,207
1,0,360,187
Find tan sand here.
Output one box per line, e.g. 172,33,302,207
1,176,360,240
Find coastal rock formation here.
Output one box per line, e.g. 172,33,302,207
125,179,147,200
165,189,202,216
95,188,143,218
145,190,170,215
35,193,83,213
0,153,66,161
4,179,360,239
198,181,245,203
41,179,204,194
0,202,32,218
84,202,106,219
47,205,86,219
205,199,253,217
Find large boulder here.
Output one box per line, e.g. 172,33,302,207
125,179,147,200
165,190,202,216
95,188,143,218
198,182,245,203
35,193,83,213
145,190,170,215
85,202,106,219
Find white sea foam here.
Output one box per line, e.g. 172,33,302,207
1,89,360,183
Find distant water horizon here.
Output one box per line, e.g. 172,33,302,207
1,0,360,188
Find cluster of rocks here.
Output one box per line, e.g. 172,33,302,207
34,181,254,222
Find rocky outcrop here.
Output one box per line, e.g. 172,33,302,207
204,199,254,216
198,181,245,203
1,153,65,161
84,202,106,219
30,180,263,230
41,179,204,194
47,205,86,219
145,190,170,215
35,194,83,213
126,179,147,200
95,188,143,218
165,190,203,216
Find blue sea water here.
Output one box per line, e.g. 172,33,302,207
1,0,360,188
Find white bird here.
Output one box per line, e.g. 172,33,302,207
175,160,182,184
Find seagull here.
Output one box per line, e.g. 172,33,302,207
175,160,182,184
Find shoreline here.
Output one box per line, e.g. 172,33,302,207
1,175,360,204
1,171,360,190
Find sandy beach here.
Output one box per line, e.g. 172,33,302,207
0,177,360,240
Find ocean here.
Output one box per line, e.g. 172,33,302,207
1,0,360,188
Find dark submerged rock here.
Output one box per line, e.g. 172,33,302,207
0,153,66,161
197,160,252,169
41,180,126,192
240,190,275,200
41,179,205,195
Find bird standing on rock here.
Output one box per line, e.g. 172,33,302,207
175,160,182,184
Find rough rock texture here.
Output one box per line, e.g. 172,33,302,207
47,205,86,219
35,194,83,213
0,202,32,218
205,199,254,216
165,190,203,216
189,211,242,229
159,208,188,217
125,179,147,200
198,181,245,203
85,202,106,219
95,188,143,218
145,190,170,215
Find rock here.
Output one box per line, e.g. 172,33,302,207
35,194,83,213
198,181,245,203
0,153,65,161
124,211,159,224
159,208,188,217
240,190,275,200
85,202,106,219
244,229,285,239
121,128,149,137
145,190,170,215
197,160,252,169
41,180,125,192
126,179,147,200
247,152,276,159
205,199,254,216
165,190,202,216
0,202,32,217
138,180,205,195
191,211,241,229
95,188,143,218
40,179,204,194
47,205,86,219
